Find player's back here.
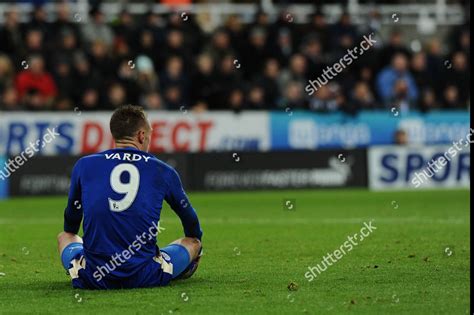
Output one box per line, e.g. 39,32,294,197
74,147,173,278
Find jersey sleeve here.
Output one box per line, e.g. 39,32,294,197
164,168,203,240
63,159,83,234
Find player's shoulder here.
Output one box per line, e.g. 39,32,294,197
74,151,107,166
141,153,179,179
75,148,176,174
72,152,103,168
149,155,178,176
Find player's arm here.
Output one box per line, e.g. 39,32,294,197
165,168,202,240
63,160,83,234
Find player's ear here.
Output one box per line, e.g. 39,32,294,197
137,129,146,144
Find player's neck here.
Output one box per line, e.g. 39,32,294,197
115,140,141,151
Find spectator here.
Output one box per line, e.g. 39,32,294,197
301,36,325,81
379,30,411,69
138,11,165,49
394,79,416,112
365,9,383,49
135,55,159,95
0,7,469,113
254,58,281,107
73,52,103,103
376,53,418,106
81,8,114,48
357,66,376,94
136,29,161,71
87,40,114,81
15,55,57,108
332,33,355,64
24,29,46,60
160,56,188,104
443,85,464,109
411,52,435,92
224,15,246,56
142,91,164,110
278,53,307,92
24,5,51,46
214,54,243,109
279,81,306,109
248,10,270,35
0,86,19,111
308,84,339,112
0,54,14,93
113,10,136,46
302,11,330,52
419,89,439,112
394,129,408,145
160,29,192,71
55,96,73,111
116,59,140,103
51,2,81,50
53,29,80,66
191,100,208,113
271,28,294,68
113,35,132,62
190,53,218,107
242,27,269,78
457,30,470,56
170,12,204,56
330,12,358,52
163,85,184,110
444,51,469,104
425,39,444,81
246,85,267,110
80,88,100,110
53,58,75,101
268,11,296,49
350,81,377,111
448,22,470,55
0,9,24,58
228,88,245,112
204,29,233,67
106,82,127,109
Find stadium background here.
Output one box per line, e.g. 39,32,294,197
0,1,470,314
0,0,470,197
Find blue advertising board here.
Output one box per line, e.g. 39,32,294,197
270,110,470,149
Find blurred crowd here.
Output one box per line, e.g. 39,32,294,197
0,3,470,113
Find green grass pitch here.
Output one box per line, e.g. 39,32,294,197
0,189,470,314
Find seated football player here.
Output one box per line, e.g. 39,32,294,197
57,105,202,289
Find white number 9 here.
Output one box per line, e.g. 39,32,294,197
108,164,140,212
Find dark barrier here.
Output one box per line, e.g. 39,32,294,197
8,156,75,196
188,150,367,190
8,149,367,196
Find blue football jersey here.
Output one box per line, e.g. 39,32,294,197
63,147,202,279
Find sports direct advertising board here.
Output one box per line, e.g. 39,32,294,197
0,112,270,156
0,111,469,155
